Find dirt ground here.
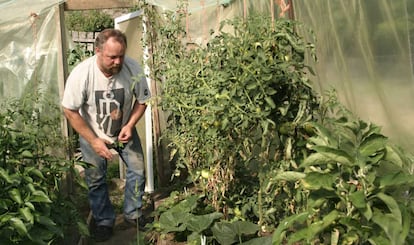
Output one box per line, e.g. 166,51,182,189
74,183,172,245
78,214,147,245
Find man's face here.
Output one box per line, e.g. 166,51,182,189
96,37,126,77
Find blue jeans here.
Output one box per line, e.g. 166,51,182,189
80,129,146,227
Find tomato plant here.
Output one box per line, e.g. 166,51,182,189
141,1,414,244
143,1,319,240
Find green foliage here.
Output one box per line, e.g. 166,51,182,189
65,10,113,32
0,93,88,244
142,1,414,244
67,44,94,72
150,192,261,244
273,94,414,244
158,7,317,215
144,1,319,241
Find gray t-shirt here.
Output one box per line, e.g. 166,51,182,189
62,55,151,143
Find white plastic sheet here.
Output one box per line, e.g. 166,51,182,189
293,0,414,151
0,0,65,102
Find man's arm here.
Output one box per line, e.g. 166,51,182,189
117,101,147,143
63,108,114,160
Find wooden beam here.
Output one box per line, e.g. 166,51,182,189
64,0,135,11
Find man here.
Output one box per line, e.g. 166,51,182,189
62,29,151,242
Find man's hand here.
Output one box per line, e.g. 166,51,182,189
91,138,113,160
118,125,133,144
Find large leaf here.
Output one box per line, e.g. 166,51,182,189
274,171,306,181
307,122,336,146
30,190,52,203
302,172,338,190
36,215,56,227
212,222,237,245
359,134,387,157
374,193,401,225
383,145,403,167
311,146,353,166
301,152,335,167
9,217,28,236
19,207,34,224
8,188,23,204
349,190,366,209
372,210,402,245
186,212,223,233
212,220,259,245
0,168,12,183
272,212,309,244
240,236,272,245
378,172,414,189
231,220,259,236
289,210,340,244
159,210,191,233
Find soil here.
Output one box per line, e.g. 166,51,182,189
74,181,175,245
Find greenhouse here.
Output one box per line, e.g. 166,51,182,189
1,0,414,244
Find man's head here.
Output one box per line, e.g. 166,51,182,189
95,29,128,77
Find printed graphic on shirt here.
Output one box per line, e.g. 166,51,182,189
95,88,124,137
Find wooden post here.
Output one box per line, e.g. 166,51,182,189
56,3,74,195
57,3,70,153
288,0,295,20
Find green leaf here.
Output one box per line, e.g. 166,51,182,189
311,146,353,166
212,222,237,245
240,236,272,245
289,210,340,244
0,213,13,224
159,210,191,233
246,82,258,90
19,207,34,223
272,212,309,244
30,190,52,203
187,231,202,244
77,221,90,236
27,168,45,179
186,212,223,233
308,122,336,146
20,150,34,158
302,172,337,190
372,210,401,245
9,217,28,236
274,171,306,181
25,202,35,210
400,205,411,243
36,215,56,227
359,134,387,157
368,235,392,245
301,152,334,167
383,145,403,167
9,188,23,204
362,202,373,220
0,168,12,183
374,193,401,225
0,200,8,210
264,96,276,109
349,190,366,209
231,220,259,236
379,172,414,189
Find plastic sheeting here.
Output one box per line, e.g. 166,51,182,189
293,0,414,151
147,0,281,45
0,0,65,102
